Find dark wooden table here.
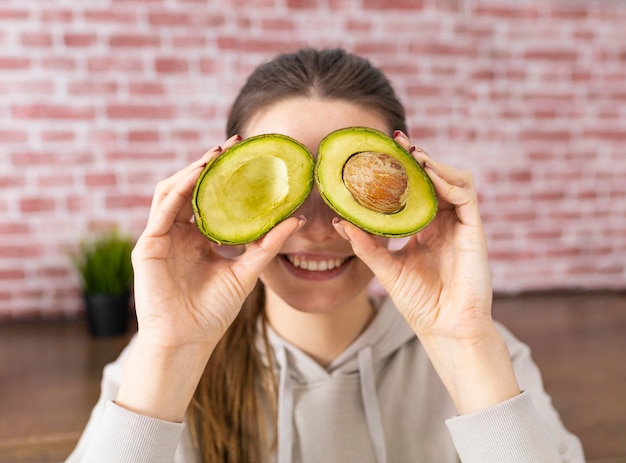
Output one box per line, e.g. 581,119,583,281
0,291,624,462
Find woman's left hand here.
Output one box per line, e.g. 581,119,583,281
333,131,492,341
332,131,520,413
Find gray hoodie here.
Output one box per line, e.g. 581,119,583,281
67,297,584,462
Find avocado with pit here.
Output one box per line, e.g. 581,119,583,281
315,127,438,237
192,134,314,245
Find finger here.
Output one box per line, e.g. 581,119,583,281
149,145,222,219
144,163,206,238
393,130,412,151
232,216,306,279
332,219,403,291
222,133,242,151
423,163,481,227
149,134,241,211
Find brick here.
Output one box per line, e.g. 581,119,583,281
67,80,118,95
0,57,29,70
519,129,572,142
41,9,73,23
12,151,94,166
262,18,296,31
128,81,164,95
474,4,541,19
128,130,160,142
106,104,176,119
148,11,193,25
217,36,305,53
105,194,152,209
354,42,399,56
0,130,28,142
509,169,533,183
66,195,95,212
109,33,160,48
524,48,579,62
172,130,200,141
64,33,98,47
41,57,76,71
408,41,477,58
583,129,626,141
345,19,372,32
20,32,53,47
20,197,56,213
172,34,206,48
363,0,425,9
155,57,189,73
148,10,225,28
37,266,71,278
0,175,26,189
0,269,26,280
548,5,588,20
0,80,54,95
87,57,144,72
40,130,75,142
85,173,118,186
83,10,137,24
106,149,176,161
0,222,30,234
0,8,29,21
287,0,318,8
12,104,95,120
36,173,75,188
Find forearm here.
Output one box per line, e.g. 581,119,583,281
418,324,521,415
115,336,215,422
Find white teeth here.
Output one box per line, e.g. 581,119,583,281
286,255,346,272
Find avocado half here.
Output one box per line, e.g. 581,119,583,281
192,134,314,245
315,127,438,237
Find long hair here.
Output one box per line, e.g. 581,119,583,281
188,48,408,462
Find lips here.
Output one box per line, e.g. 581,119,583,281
280,254,353,280
285,254,349,271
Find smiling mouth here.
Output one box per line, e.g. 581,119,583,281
283,254,351,272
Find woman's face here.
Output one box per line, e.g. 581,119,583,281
243,97,391,313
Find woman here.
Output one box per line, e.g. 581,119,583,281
67,48,584,462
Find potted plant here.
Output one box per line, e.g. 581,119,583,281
72,228,135,337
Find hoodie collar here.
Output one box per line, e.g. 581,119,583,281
264,296,416,384
262,296,416,463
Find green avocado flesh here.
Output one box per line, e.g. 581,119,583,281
315,127,438,237
193,134,314,244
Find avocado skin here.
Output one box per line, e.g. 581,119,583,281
315,127,438,238
192,134,314,245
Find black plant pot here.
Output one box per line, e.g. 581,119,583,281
84,292,130,337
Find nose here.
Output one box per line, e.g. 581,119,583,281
293,187,340,242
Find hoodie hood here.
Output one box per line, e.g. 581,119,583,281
260,296,416,463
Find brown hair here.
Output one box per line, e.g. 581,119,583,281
188,47,407,462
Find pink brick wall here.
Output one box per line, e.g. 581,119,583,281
1,0,625,319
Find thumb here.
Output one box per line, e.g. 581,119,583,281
232,216,305,282
332,219,402,290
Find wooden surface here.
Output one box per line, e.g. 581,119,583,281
0,291,624,462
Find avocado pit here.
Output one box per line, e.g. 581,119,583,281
342,151,409,214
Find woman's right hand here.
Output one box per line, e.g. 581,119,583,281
115,135,304,421
132,135,303,349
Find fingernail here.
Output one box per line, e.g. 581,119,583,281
332,218,350,241
424,161,437,175
410,145,417,153
393,130,404,138
234,134,242,142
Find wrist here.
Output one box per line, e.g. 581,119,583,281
115,337,216,422
419,326,520,415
